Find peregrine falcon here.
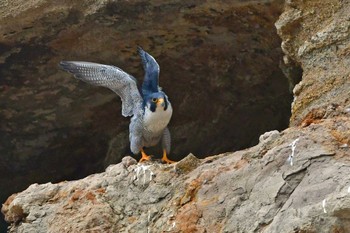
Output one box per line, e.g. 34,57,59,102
59,47,174,163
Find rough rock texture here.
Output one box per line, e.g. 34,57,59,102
275,0,350,126
3,0,350,232
0,0,291,218
2,116,350,232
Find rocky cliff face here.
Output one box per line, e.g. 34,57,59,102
275,0,350,126
2,0,350,232
2,117,350,232
0,1,291,224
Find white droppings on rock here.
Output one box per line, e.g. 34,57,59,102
133,164,154,185
287,138,300,166
322,199,327,214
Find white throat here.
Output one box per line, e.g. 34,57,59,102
143,102,173,132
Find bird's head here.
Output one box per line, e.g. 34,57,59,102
144,92,169,112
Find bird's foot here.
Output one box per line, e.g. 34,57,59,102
139,149,152,163
161,149,175,164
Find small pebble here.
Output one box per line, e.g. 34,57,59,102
122,156,137,167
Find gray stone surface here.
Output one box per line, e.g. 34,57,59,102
2,117,350,232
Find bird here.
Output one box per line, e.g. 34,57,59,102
59,47,174,164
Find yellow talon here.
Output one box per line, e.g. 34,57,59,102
139,149,152,162
161,149,175,164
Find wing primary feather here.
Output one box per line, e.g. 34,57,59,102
137,47,160,96
59,61,143,117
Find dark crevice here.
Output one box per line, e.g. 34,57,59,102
275,168,307,210
279,59,303,93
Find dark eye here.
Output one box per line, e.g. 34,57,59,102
152,98,157,102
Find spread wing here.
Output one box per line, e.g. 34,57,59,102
59,61,143,117
138,47,161,97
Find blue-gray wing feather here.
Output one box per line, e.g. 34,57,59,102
138,47,161,96
59,61,143,117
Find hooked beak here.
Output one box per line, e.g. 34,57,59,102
157,98,165,107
